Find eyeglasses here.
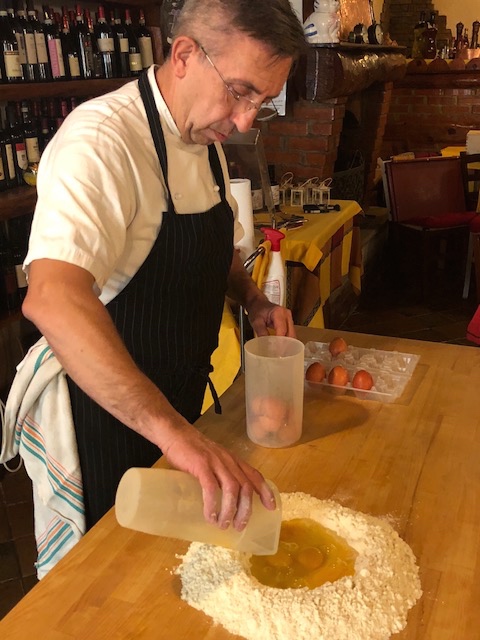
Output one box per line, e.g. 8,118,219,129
198,43,278,122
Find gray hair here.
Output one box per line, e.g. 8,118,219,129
172,0,306,60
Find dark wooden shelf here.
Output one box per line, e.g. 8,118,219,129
0,186,37,220
0,77,133,101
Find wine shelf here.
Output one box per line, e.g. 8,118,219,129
0,77,133,102
0,77,135,221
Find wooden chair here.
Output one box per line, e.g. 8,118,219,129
460,152,480,300
382,155,476,297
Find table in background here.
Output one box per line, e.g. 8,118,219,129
255,199,363,328
2,327,479,640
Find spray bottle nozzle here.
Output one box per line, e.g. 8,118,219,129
260,227,285,251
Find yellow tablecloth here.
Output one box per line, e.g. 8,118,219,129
260,199,363,328
441,146,466,157
202,200,363,413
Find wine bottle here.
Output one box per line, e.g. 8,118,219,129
5,102,27,184
16,1,38,80
0,128,8,191
42,5,66,80
6,0,28,80
73,3,93,79
8,216,29,302
39,115,53,152
26,0,51,80
20,99,40,163
0,0,23,82
137,8,153,69
94,5,116,78
471,21,480,49
0,121,16,187
411,11,426,59
85,8,103,78
124,8,141,76
112,7,129,77
0,221,20,314
60,10,80,80
423,12,437,59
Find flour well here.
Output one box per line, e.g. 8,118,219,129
176,492,422,640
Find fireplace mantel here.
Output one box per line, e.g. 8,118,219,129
304,43,407,101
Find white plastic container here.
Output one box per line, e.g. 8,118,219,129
115,468,282,555
245,336,305,448
304,340,420,403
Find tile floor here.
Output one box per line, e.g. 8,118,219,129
1,240,478,621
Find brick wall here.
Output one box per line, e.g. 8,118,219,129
383,78,480,156
261,83,394,206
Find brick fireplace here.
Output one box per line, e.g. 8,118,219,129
260,45,407,207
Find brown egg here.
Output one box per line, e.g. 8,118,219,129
352,369,374,390
329,336,348,358
305,362,326,383
250,395,288,423
328,365,349,386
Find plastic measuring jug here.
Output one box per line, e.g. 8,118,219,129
115,467,282,555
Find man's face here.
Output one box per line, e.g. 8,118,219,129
174,36,292,145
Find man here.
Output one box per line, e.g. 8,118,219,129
22,0,306,533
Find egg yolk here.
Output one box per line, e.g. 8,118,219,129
250,518,357,590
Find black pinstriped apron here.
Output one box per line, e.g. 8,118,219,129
68,71,234,529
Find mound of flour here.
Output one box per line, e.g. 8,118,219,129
176,492,422,640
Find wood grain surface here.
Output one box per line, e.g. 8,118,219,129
1,327,479,640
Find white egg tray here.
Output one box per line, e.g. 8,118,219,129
304,341,420,403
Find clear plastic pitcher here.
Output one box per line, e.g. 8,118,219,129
245,336,305,448
115,467,282,555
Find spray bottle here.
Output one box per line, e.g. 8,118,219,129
260,227,286,306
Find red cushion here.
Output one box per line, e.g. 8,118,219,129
404,212,477,229
469,215,480,233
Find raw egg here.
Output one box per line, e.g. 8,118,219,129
329,336,348,358
352,369,374,390
328,365,349,386
305,362,326,383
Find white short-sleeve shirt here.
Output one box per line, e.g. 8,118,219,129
25,65,243,305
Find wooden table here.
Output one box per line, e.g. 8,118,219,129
1,327,480,639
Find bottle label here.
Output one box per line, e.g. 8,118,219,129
5,144,15,179
119,36,129,53
55,39,65,77
15,142,28,170
139,36,154,67
262,279,281,306
24,33,38,64
26,137,40,163
15,264,28,289
4,51,22,78
34,32,49,64
129,52,142,71
47,38,61,77
68,55,81,78
271,184,280,206
251,188,263,211
14,32,27,64
97,37,115,53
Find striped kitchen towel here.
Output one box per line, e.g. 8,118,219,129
0,336,85,579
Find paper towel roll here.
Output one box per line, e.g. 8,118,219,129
230,178,255,264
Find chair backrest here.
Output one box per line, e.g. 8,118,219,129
383,156,466,223
460,151,480,212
